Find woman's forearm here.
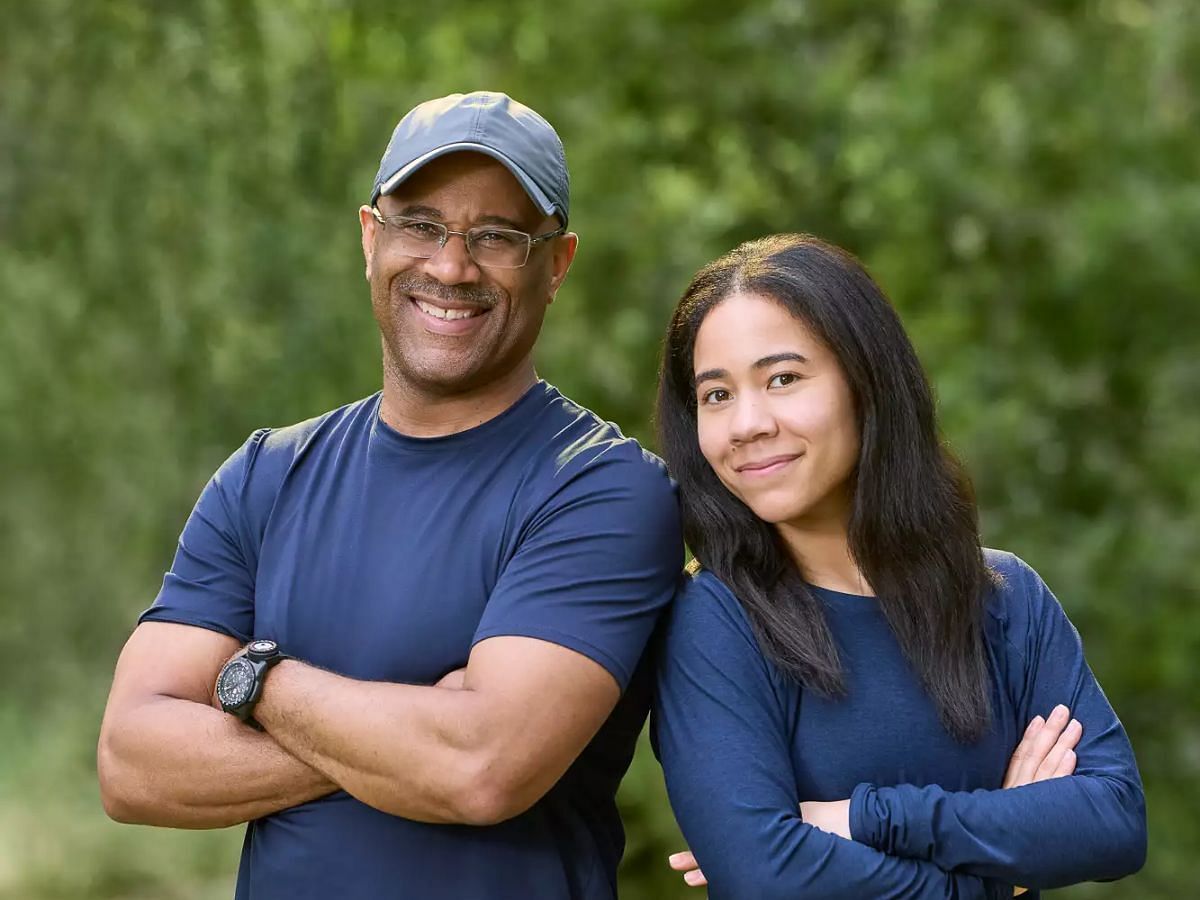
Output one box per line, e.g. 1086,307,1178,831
850,775,1146,888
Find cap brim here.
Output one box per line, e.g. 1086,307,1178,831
372,142,558,220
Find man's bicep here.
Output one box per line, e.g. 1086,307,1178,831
464,636,621,796
106,621,240,712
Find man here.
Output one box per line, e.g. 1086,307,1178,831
98,92,683,899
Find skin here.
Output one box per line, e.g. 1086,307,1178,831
673,292,1082,890
693,291,866,593
98,152,625,828
359,151,577,437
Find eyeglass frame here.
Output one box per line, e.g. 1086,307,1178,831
368,207,567,270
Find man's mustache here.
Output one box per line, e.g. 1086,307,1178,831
390,274,503,310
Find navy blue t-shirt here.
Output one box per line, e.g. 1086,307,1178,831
142,382,683,900
654,551,1146,899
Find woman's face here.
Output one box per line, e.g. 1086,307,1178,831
692,291,860,530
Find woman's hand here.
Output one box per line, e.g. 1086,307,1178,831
666,707,1082,889
1005,705,1082,896
668,851,708,887
1003,703,1081,788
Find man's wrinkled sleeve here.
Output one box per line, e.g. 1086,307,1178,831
138,430,272,641
473,446,683,690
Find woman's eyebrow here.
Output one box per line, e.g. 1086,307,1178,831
695,352,810,384
753,351,808,368
694,367,728,386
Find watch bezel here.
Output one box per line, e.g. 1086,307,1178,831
216,656,257,711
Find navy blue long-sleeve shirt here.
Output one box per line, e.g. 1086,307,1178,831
653,550,1146,899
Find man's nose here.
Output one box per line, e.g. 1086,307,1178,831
421,232,480,285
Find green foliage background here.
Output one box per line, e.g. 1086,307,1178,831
2,1,1197,896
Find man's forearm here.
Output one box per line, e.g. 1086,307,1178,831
99,694,338,829
254,661,506,825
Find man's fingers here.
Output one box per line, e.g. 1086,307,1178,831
1003,716,1044,788
669,851,698,872
1035,719,1082,781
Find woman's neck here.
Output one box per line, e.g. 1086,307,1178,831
775,518,873,596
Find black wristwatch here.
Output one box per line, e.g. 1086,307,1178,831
216,639,290,728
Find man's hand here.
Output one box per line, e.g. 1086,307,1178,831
666,707,1082,889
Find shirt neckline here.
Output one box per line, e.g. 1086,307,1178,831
369,380,553,454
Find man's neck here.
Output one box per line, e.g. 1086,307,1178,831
378,363,539,439
775,515,873,597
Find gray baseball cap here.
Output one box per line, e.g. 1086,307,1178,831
370,92,570,225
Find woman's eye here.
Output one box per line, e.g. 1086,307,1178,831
769,372,799,388
701,389,731,405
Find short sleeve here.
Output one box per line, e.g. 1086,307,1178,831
139,429,274,641
472,447,683,690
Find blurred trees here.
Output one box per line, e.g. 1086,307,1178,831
2,0,1197,896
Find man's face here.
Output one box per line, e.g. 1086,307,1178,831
359,152,576,399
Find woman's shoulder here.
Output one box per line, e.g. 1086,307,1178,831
665,564,761,643
981,547,1067,641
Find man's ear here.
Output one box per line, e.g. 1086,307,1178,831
546,232,579,305
359,205,377,281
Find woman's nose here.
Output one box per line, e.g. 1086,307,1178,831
728,395,776,445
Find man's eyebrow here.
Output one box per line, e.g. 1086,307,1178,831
392,205,528,231
394,204,444,220
472,214,529,230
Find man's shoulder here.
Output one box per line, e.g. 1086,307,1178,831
535,383,670,484
222,395,379,500
256,394,378,455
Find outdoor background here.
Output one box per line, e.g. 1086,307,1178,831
2,1,1197,897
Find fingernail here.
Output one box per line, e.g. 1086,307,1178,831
668,853,685,865
1052,705,1069,720
684,871,703,886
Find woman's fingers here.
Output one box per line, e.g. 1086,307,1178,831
1007,704,1072,788
668,852,697,872
1034,719,1082,781
1054,748,1078,778
1003,715,1044,788
668,852,707,887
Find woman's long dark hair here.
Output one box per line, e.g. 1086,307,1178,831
657,234,993,742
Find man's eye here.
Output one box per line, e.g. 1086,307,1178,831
400,221,443,240
473,230,522,247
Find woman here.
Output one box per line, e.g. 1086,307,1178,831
652,234,1146,898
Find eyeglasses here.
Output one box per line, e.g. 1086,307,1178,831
369,209,565,270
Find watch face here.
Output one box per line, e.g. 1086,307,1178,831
248,639,277,655
217,658,256,709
